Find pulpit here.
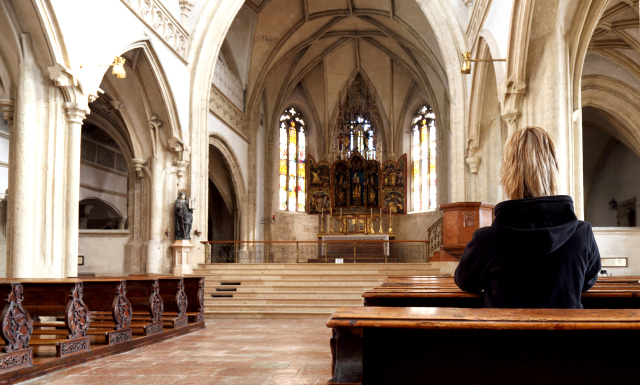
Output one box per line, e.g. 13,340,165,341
439,202,495,260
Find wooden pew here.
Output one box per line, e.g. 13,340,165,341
77,277,164,337
327,306,640,385
129,275,205,327
9,279,92,358
364,284,640,308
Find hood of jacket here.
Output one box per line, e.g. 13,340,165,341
492,195,578,255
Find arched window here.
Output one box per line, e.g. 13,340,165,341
279,107,306,212
412,106,436,211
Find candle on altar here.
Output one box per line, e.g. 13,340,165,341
340,208,342,217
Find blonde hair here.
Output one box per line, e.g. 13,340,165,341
500,126,559,200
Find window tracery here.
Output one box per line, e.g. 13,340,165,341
412,106,437,211
278,107,306,212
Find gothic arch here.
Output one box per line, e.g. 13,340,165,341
581,75,640,157
209,132,247,242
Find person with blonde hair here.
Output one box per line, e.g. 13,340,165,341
454,126,601,308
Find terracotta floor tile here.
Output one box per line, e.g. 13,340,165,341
23,320,332,385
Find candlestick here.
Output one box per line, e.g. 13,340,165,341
321,206,324,233
330,210,334,233
379,210,383,233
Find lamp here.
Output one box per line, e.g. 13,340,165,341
80,56,127,79
609,199,617,211
461,52,506,74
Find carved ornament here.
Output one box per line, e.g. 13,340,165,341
209,84,250,143
176,279,188,318
65,283,91,339
197,278,205,323
112,281,133,330
1,283,33,353
149,280,164,323
120,0,189,61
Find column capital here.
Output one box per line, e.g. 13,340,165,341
501,110,521,127
0,99,15,125
132,158,147,179
465,156,481,174
65,103,89,125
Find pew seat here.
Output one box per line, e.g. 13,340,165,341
327,306,640,385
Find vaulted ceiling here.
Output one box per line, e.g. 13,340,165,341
588,0,640,83
220,0,448,155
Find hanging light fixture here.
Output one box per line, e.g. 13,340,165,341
80,56,127,79
461,52,506,74
609,199,617,211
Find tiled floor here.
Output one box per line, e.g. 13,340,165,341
23,319,333,385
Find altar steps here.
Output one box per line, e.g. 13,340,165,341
193,263,441,318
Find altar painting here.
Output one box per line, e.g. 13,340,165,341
308,189,331,214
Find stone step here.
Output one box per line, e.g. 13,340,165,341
206,286,374,293
205,298,363,305
194,269,438,275
204,304,349,312
204,278,384,289
204,311,330,319
197,273,439,280
196,263,435,269
206,291,364,299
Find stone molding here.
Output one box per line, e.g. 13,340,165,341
209,84,250,142
466,0,492,42
178,0,194,25
120,0,189,63
79,229,131,237
213,59,244,111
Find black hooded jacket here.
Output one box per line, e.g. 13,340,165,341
454,196,601,309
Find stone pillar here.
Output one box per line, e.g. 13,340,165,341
9,35,37,278
171,240,193,276
64,105,89,278
146,156,163,274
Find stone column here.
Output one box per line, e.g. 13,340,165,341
146,156,163,274
9,34,37,278
64,105,89,278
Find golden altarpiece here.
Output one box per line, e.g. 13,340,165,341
305,82,407,238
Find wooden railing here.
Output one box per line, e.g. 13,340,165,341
427,217,443,256
201,240,430,264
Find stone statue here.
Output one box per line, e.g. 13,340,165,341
175,191,194,240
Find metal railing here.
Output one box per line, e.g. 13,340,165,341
201,240,430,264
427,217,443,256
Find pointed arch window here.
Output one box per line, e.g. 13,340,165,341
279,107,306,212
412,106,437,211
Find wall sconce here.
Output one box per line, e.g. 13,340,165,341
194,230,202,237
461,52,506,74
609,199,617,211
80,56,127,79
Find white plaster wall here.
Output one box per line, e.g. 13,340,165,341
79,164,128,216
593,228,640,276
208,112,249,187
78,230,130,275
482,0,513,59
0,137,9,163
586,142,640,227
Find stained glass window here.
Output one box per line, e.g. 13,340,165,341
279,108,306,212
411,106,437,211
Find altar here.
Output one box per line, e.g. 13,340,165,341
315,234,391,263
